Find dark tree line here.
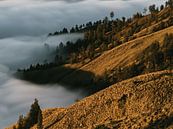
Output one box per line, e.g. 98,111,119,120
48,28,69,36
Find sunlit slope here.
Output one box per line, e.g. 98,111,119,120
64,25,173,78
29,70,173,129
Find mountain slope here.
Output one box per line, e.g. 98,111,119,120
8,7,173,128
73,26,173,75
28,70,173,129
60,25,173,86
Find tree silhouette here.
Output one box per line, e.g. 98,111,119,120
17,115,24,129
149,4,156,14
110,11,114,20
37,109,43,129
27,99,41,128
143,8,147,14
160,5,164,10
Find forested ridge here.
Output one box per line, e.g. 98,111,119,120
19,0,173,70
17,0,173,91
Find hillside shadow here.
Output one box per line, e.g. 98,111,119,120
144,114,173,129
15,65,107,95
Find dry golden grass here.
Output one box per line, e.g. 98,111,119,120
65,25,173,78
62,8,173,79
26,70,173,129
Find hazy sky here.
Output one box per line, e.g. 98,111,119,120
0,0,166,38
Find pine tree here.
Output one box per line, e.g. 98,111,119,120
17,115,24,129
110,11,114,20
143,8,147,14
37,109,43,129
149,4,156,14
16,99,42,129
28,99,41,127
160,5,164,11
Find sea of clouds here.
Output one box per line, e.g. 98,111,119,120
0,0,165,128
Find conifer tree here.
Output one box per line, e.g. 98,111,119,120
110,11,114,20
17,115,24,129
28,99,41,127
37,109,43,129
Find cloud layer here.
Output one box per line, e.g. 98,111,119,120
0,74,83,128
0,33,83,128
0,0,165,38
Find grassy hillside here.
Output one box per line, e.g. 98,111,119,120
54,25,173,90
8,70,173,129
32,70,173,129
66,25,173,76
17,25,173,95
